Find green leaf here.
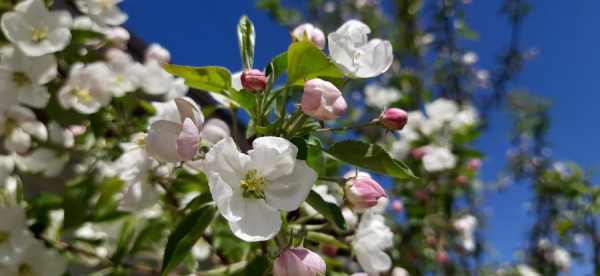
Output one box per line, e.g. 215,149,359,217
111,218,137,265
62,176,96,230
182,192,213,211
244,255,271,276
305,231,348,249
70,29,106,44
265,52,288,86
289,137,307,161
237,15,255,71
163,64,231,93
307,137,326,175
305,190,347,230
325,140,417,179
229,88,256,112
95,178,126,210
286,40,343,88
161,205,215,276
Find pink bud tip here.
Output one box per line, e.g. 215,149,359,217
322,244,339,257
392,200,404,214
381,108,409,131
411,146,429,160
241,69,267,92
467,159,482,170
437,251,449,264
68,125,87,136
302,78,347,121
455,175,469,186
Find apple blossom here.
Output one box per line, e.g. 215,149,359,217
1,241,67,276
0,156,14,184
164,77,189,100
391,267,409,276
342,207,358,230
302,78,347,121
203,137,317,241
553,247,571,271
292,23,326,50
146,98,203,163
148,97,203,126
454,215,477,252
450,104,479,130
411,146,428,160
345,174,387,213
145,43,170,65
0,207,36,264
392,200,404,213
364,84,401,108
437,251,449,264
0,106,47,153
201,118,231,144
322,244,339,257
422,146,457,172
425,98,458,123
455,175,468,186
380,108,409,131
104,48,143,97
107,26,130,49
241,69,267,92
273,247,326,276
192,238,211,262
467,159,482,170
354,211,393,274
1,0,73,57
0,46,56,111
517,264,541,276
140,59,174,95
75,0,128,26
328,20,393,78
58,62,114,114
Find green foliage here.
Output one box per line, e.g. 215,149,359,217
163,64,232,93
289,137,308,160
237,15,255,71
325,140,417,179
286,40,343,88
161,205,216,276
305,190,347,230
305,231,348,250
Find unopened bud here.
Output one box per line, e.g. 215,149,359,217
392,199,404,214
411,146,429,159
322,244,339,257
455,175,469,186
107,27,130,49
380,108,408,131
437,251,449,264
273,248,326,276
292,23,326,50
467,159,482,170
145,43,170,65
345,176,387,211
241,69,267,92
302,78,347,121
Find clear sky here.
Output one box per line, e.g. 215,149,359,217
121,0,600,274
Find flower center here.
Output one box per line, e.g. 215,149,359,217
29,22,49,43
136,133,146,147
18,263,34,276
115,74,125,83
72,88,93,101
12,72,30,87
3,118,17,136
99,0,114,11
240,169,266,199
0,230,11,243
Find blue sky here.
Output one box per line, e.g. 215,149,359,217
121,0,600,273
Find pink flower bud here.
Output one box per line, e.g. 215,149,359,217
292,23,326,50
240,69,267,92
437,251,449,264
380,108,408,131
392,199,404,214
411,146,429,159
322,244,339,257
107,27,130,49
273,248,326,276
68,125,87,136
467,159,482,170
302,78,347,121
427,236,437,245
145,43,170,65
455,175,469,186
345,176,387,211
415,188,431,200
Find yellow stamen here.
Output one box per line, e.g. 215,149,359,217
99,0,114,11
0,230,11,243
240,169,267,199
29,22,49,43
3,118,17,136
73,89,93,101
12,72,30,87
115,74,125,83
18,263,34,276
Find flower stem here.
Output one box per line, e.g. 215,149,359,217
284,113,310,139
277,87,291,136
313,120,379,133
231,105,239,144
317,176,347,187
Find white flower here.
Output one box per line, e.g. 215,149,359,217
462,51,478,65
328,20,393,78
0,106,47,153
422,146,457,172
58,62,114,114
148,97,203,126
354,210,393,274
140,60,173,95
0,207,36,264
391,267,409,276
2,242,67,276
517,264,540,276
164,77,189,101
552,247,571,271
370,197,389,214
201,118,231,144
450,104,479,130
204,137,317,242
364,84,401,108
390,139,411,160
0,46,56,111
454,215,477,252
1,0,72,57
145,43,170,65
425,98,458,122
105,48,143,97
146,98,203,163
113,143,162,212
192,238,211,261
75,0,128,26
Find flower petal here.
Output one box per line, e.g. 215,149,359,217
228,198,281,242
208,172,245,222
145,120,182,162
204,137,251,181
248,137,298,179
176,118,200,161
175,98,203,130
264,160,317,211
289,248,327,274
